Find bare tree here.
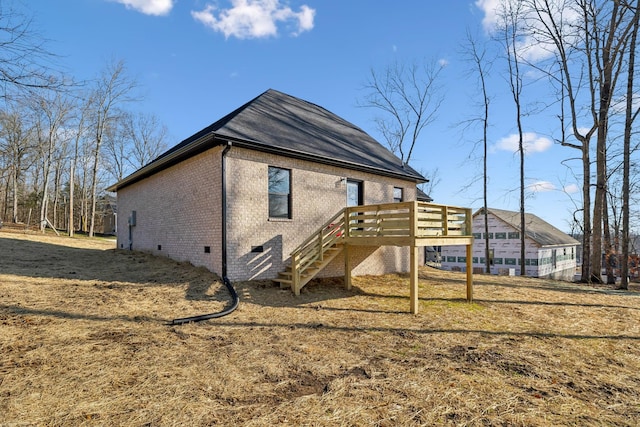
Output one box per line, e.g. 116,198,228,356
525,0,635,283
0,2,62,95
462,29,493,273
30,90,72,232
496,0,528,275
0,103,33,222
124,112,168,170
360,58,445,165
67,92,91,237
102,111,168,183
86,60,137,237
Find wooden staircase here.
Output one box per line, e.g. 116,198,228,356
275,209,346,295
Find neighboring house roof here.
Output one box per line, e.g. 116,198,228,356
476,208,580,247
107,89,426,192
417,188,433,202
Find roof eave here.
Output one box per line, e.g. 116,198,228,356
225,136,425,183
107,132,425,192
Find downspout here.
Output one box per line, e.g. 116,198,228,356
171,141,239,325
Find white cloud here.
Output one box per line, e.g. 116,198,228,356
113,0,173,16
475,0,580,62
438,58,449,67
563,183,580,194
475,0,500,32
528,181,556,193
192,0,316,39
493,132,552,154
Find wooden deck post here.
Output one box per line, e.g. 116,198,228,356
466,243,473,302
344,243,352,290
410,245,419,314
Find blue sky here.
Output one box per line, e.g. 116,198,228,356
28,0,582,232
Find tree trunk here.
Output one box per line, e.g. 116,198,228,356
620,0,639,290
603,193,616,285
88,135,101,237
39,135,53,233
11,165,18,223
581,146,592,283
69,161,75,237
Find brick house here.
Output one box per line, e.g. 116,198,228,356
106,89,428,283
440,208,579,281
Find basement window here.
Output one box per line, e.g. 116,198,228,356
268,166,291,219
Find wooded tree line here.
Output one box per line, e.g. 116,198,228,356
0,4,167,237
363,0,640,288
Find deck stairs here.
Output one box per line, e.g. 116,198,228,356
275,209,346,295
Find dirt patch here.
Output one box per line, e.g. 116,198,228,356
1,231,640,426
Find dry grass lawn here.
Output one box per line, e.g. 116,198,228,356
1,230,640,426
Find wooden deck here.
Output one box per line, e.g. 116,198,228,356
276,201,474,314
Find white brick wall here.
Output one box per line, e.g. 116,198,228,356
116,148,223,274
115,145,418,282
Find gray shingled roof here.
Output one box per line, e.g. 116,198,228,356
108,89,425,191
476,208,580,247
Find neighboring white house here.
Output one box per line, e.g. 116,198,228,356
441,208,579,281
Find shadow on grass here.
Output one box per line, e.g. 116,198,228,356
0,235,232,322
0,303,163,324
214,319,640,341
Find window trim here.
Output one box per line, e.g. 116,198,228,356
268,166,292,219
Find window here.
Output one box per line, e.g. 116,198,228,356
393,187,403,202
495,232,507,239
268,166,291,219
346,180,363,207
508,232,520,239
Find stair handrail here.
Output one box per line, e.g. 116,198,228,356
290,208,346,292
290,208,346,258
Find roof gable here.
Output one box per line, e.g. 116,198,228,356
475,208,580,247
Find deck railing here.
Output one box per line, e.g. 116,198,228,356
344,201,472,239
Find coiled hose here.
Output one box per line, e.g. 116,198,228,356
170,277,239,325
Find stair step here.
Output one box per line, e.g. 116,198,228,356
275,228,346,294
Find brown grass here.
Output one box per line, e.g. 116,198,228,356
1,230,640,426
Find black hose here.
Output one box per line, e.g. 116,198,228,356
170,277,239,325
